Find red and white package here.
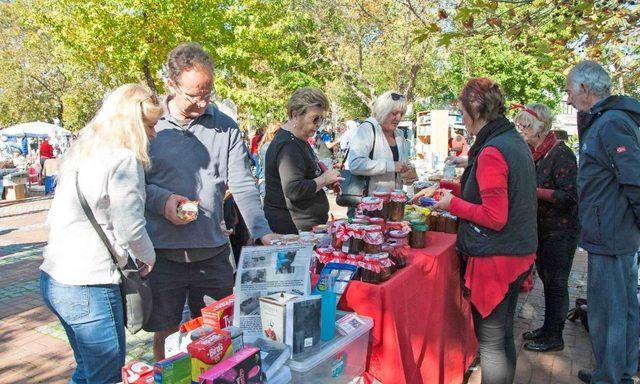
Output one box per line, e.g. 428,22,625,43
201,294,234,332
187,330,233,365
122,361,154,384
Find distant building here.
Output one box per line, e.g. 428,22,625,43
554,97,577,136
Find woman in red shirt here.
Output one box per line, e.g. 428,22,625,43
415,78,537,384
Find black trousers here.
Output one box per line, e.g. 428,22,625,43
472,271,528,384
536,232,578,338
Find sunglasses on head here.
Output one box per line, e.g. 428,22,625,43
391,93,405,101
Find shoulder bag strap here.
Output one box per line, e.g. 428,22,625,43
340,122,376,171
75,171,122,269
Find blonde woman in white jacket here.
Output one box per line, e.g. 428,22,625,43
40,84,161,384
347,91,415,194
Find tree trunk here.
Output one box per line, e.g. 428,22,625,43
57,98,64,127
143,61,157,93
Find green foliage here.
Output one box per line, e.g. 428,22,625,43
1,0,638,131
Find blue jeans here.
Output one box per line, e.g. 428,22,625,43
587,252,639,384
40,272,125,384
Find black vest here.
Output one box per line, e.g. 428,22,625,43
456,128,538,256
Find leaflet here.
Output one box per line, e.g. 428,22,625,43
232,244,313,341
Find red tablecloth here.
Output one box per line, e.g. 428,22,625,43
338,232,478,384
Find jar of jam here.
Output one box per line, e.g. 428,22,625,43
390,248,407,269
437,213,447,232
359,197,384,218
346,253,362,280
314,247,333,274
369,217,385,231
387,230,409,247
426,213,437,231
373,191,391,220
376,253,393,280
389,191,407,221
355,214,370,222
444,213,458,234
362,255,381,284
343,224,365,254
409,219,427,249
363,225,384,254
330,220,347,249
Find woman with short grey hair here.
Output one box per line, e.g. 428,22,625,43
347,91,415,195
264,87,343,234
515,103,579,353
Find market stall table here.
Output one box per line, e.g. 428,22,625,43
338,232,478,384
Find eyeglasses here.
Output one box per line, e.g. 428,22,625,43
391,93,406,101
175,84,212,104
516,123,531,131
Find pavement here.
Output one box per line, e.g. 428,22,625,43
0,193,605,384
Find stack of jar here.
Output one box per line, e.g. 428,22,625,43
428,211,458,234
314,193,423,284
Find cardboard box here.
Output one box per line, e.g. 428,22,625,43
122,361,154,384
259,293,299,342
202,294,234,332
165,325,216,358
198,347,263,384
191,358,213,384
153,352,191,384
187,330,233,365
3,184,27,201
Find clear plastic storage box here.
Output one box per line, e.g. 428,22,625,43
286,314,373,383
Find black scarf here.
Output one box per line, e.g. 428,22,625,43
460,116,515,190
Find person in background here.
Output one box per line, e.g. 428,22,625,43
450,129,469,157
314,126,337,170
264,87,343,234
250,127,264,158
40,84,159,384
11,148,27,170
347,91,415,194
257,120,282,198
415,78,537,384
566,60,640,384
143,42,279,360
514,103,579,353
39,137,54,167
249,126,264,176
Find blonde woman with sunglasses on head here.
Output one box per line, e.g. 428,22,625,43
347,91,416,196
40,84,161,384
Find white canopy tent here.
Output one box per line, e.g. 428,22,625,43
0,122,72,138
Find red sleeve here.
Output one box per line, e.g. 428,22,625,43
449,147,509,231
536,188,555,202
439,180,461,197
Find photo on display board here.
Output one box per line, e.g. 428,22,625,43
241,268,267,284
275,251,297,274
240,293,261,316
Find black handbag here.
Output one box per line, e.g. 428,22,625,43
336,122,376,207
75,171,153,334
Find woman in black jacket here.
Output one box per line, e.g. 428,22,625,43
263,88,343,234
515,103,579,352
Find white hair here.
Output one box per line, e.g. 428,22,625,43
372,91,407,124
568,61,611,98
514,103,554,137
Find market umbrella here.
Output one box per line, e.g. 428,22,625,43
0,122,71,138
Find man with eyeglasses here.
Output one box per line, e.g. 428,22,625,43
143,42,279,360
